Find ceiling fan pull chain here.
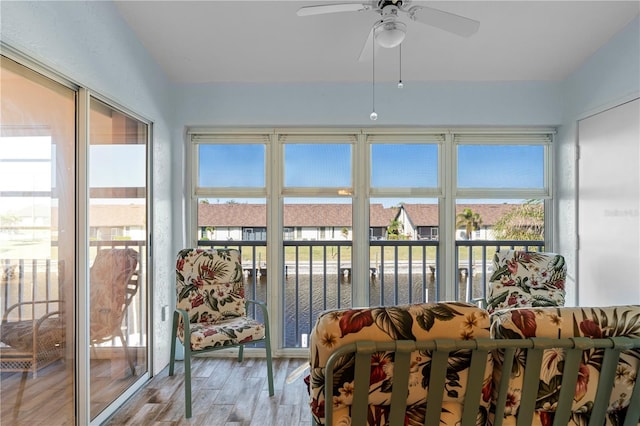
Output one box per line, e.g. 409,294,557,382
370,32,378,121
398,43,404,89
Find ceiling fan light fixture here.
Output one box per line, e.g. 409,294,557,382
375,20,406,48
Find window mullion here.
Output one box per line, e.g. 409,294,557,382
352,131,369,307
266,132,283,352
441,132,456,301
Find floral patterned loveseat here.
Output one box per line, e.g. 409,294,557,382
490,305,640,426
308,303,640,426
308,302,494,425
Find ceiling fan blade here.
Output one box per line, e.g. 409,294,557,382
297,2,369,17
408,5,480,37
357,24,379,62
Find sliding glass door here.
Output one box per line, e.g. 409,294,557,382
88,97,149,420
1,55,151,424
0,56,77,424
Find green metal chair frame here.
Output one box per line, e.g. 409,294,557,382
168,249,274,418
319,337,640,426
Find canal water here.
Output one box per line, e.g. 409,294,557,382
245,271,485,348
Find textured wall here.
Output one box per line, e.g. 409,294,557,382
173,80,564,127
557,16,640,306
1,0,177,375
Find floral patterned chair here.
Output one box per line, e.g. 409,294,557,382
308,302,493,425
490,305,640,425
169,248,274,418
486,251,566,314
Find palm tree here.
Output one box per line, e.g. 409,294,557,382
341,227,349,239
493,200,544,240
456,208,483,240
387,218,403,239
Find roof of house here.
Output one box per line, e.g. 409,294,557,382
400,204,439,227
198,203,355,227
400,203,541,227
198,203,398,227
370,204,399,227
46,202,540,228
198,203,266,227
198,202,534,228
285,204,351,227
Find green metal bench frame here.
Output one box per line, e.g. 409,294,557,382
319,337,640,426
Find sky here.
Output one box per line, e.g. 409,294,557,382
198,142,544,191
0,136,147,213
1,137,544,214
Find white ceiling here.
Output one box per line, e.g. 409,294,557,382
114,1,640,84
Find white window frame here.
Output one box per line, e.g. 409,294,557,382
187,127,555,350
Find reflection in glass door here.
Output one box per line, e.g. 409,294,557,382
88,98,148,419
0,56,76,424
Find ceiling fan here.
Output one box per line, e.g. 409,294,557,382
297,0,480,61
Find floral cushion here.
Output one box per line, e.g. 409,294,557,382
177,316,265,351
176,248,263,351
486,251,566,314
308,302,492,425
89,248,139,342
490,305,640,425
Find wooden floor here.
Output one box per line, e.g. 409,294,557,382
1,357,143,425
1,356,311,425
104,357,312,426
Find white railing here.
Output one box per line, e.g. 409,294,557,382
198,239,545,348
1,240,147,351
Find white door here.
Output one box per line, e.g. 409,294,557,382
578,98,640,305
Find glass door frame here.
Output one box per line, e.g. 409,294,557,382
78,90,153,425
3,45,154,426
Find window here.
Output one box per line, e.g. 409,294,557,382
284,143,350,188
457,145,544,189
368,135,444,305
371,143,438,188
454,133,550,196
454,133,551,302
279,133,357,345
191,134,271,345
190,128,554,349
198,144,265,187
284,227,294,240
